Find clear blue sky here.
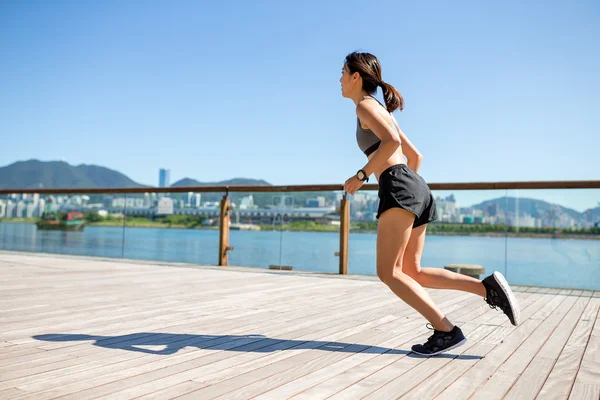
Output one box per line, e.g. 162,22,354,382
1,0,599,210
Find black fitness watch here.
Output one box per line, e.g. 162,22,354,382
356,169,369,182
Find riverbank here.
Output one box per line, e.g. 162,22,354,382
87,221,219,230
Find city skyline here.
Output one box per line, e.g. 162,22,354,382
1,189,597,230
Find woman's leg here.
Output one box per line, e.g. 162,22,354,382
376,208,454,332
401,224,486,297
401,223,521,326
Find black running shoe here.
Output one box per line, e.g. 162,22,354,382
482,271,521,326
411,324,467,356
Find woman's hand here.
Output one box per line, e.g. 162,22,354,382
344,175,364,195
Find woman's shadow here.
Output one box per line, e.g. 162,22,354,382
33,332,482,359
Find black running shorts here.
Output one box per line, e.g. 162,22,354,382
376,164,438,228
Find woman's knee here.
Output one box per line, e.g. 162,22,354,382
400,257,423,282
377,265,409,286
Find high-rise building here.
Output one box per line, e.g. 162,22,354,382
159,169,170,188
487,202,499,217
6,201,16,218
239,195,254,209
26,203,36,218
16,201,26,218
37,198,46,217
144,193,152,208
317,196,325,207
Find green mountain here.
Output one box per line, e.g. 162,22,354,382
170,177,273,205
0,160,144,189
171,177,271,187
583,206,600,224
170,178,334,209
471,197,582,220
469,197,600,225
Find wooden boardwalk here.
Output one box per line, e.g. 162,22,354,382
1,251,598,400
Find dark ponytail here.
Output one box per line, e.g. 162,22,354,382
379,81,404,112
345,51,404,113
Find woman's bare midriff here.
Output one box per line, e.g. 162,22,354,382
368,148,406,183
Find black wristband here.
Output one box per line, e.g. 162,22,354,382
356,169,369,182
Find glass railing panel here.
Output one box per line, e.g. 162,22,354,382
506,188,600,290
278,190,342,274
121,191,221,265
0,191,126,258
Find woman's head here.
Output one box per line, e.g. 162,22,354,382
340,51,404,113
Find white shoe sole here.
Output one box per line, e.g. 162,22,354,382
411,338,467,357
493,271,521,326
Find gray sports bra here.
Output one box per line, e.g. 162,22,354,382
356,97,400,157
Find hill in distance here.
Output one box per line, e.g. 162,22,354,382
0,160,144,189
0,160,271,190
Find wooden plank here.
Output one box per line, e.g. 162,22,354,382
36,315,400,400
325,334,434,400
110,318,420,400
503,296,591,400
11,292,405,398
181,294,471,394
537,297,600,400
322,310,503,400
362,323,498,399
1,274,384,380
169,322,407,399
196,335,426,400
569,382,600,400
0,270,482,398
400,327,513,400
570,297,600,392
2,276,353,346
406,294,577,400
4,287,395,389
1,279,286,339
274,326,433,400
0,387,27,398
135,381,206,400
434,292,570,400
469,294,580,399
1,252,597,400
230,320,437,400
